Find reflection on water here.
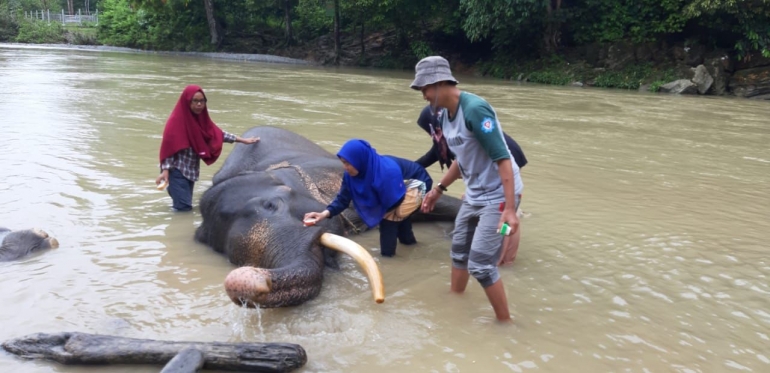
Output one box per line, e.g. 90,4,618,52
0,45,769,372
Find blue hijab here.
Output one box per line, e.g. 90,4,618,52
337,139,405,228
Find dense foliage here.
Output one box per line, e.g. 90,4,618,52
15,17,66,42
2,0,769,64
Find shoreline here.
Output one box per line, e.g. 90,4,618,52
0,42,311,65
4,41,768,101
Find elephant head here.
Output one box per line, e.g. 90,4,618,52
195,126,458,308
0,227,59,262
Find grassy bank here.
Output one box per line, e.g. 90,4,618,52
1,18,97,45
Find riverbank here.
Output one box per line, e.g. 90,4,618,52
0,42,309,65
473,42,770,100
3,33,769,100
219,30,770,100
4,0,769,100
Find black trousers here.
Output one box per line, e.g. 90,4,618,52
378,218,417,257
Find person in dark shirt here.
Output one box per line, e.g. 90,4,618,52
304,139,432,257
415,105,528,170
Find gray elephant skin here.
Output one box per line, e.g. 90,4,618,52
194,126,460,308
0,227,59,261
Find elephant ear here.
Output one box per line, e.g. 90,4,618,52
323,248,339,270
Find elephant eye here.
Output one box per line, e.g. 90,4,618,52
262,200,279,212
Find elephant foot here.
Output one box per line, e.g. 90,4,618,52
224,267,273,307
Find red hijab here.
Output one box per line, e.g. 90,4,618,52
159,85,224,166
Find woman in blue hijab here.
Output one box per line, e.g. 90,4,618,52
304,139,432,257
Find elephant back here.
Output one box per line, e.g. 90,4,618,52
213,126,339,185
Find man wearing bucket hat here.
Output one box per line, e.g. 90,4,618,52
416,56,523,322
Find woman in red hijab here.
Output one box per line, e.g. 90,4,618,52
155,85,259,211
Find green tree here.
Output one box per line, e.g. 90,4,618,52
280,0,294,45
97,0,143,47
342,0,377,58
202,0,220,45
685,0,770,57
459,0,547,54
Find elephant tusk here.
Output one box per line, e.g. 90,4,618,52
320,233,385,304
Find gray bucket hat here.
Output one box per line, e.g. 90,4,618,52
410,56,459,90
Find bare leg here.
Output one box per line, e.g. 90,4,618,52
483,279,511,322
451,267,470,293
498,227,520,266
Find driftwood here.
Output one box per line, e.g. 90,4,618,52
160,348,205,373
2,332,306,372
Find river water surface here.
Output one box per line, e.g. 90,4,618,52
1,45,768,373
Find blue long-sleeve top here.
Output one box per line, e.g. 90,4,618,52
326,155,433,217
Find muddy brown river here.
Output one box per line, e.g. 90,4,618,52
1,45,768,372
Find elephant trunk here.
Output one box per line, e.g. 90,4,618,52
223,233,384,308
224,267,274,306
224,251,323,308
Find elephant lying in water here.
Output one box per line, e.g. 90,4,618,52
195,126,460,308
0,227,59,262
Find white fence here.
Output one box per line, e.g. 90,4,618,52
24,9,98,25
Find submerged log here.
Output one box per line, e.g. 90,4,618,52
2,332,306,372
160,348,205,373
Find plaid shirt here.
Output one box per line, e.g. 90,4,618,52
161,131,237,181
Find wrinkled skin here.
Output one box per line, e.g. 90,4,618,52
195,126,460,308
0,227,59,262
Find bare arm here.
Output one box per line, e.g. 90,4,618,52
421,161,461,213
496,158,519,235
224,131,260,145
235,136,260,144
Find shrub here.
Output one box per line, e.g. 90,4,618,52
527,70,572,85
410,40,434,60
0,13,19,41
647,68,680,92
593,64,653,90
69,30,99,45
15,19,65,43
97,0,144,47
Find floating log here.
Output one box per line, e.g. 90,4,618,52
2,332,306,372
160,348,205,373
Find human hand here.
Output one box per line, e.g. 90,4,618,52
155,170,169,188
241,136,260,145
303,210,329,225
498,207,519,237
421,188,441,213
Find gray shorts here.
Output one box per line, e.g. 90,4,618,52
451,195,520,288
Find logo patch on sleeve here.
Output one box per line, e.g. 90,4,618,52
481,117,496,133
